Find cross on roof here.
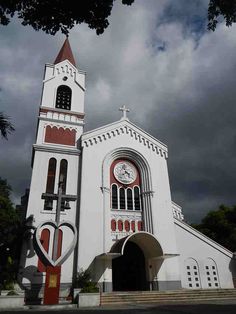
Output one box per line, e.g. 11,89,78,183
119,105,130,119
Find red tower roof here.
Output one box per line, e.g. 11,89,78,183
54,38,76,67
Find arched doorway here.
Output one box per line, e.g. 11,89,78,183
110,232,164,292
112,241,147,291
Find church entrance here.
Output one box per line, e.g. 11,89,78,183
112,241,147,291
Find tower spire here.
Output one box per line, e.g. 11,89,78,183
54,37,76,67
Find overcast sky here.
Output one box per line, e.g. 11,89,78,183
1,0,236,223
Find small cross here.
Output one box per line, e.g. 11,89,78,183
119,105,130,119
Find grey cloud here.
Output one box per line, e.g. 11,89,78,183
0,0,235,223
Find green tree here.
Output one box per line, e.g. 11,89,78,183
0,112,15,140
208,0,236,31
192,205,236,252
0,0,134,35
1,1,236,35
0,177,22,289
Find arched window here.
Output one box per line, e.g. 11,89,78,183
131,221,135,232
38,228,50,272
55,85,72,110
111,219,116,231
119,188,126,209
111,184,118,209
138,221,142,231
184,258,201,289
127,188,133,210
124,220,130,232
44,158,56,210
46,158,56,193
59,159,68,194
118,220,123,231
204,258,220,288
134,186,141,211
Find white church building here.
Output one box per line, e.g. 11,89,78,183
19,39,236,299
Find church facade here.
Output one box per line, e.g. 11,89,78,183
19,39,235,298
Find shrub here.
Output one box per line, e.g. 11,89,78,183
75,269,99,293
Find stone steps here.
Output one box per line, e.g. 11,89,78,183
101,289,236,305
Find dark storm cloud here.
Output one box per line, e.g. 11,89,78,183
0,0,235,222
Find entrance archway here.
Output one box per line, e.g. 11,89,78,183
112,241,147,291
111,232,163,291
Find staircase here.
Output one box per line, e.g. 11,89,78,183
101,289,236,305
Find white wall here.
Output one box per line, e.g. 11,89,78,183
78,119,180,284
175,219,235,289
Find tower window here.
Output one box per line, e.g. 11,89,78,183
44,158,56,210
46,158,56,193
59,159,68,194
56,85,72,110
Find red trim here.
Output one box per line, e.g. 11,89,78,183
124,220,130,232
131,221,135,232
118,220,123,231
111,219,116,231
54,38,76,67
45,126,76,146
138,221,142,231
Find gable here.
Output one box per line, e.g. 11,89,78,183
82,119,168,159
175,218,232,258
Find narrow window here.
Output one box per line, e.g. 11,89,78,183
56,85,72,110
44,158,56,210
127,189,133,210
59,159,68,194
119,188,125,209
134,186,141,210
46,158,56,193
111,185,118,209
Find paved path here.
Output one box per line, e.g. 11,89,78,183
1,300,236,314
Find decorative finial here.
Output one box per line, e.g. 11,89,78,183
119,105,130,119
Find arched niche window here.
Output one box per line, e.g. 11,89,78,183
55,85,72,110
118,220,123,231
125,220,130,232
111,184,118,209
111,219,116,231
59,159,68,194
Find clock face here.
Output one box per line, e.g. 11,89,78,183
113,161,137,184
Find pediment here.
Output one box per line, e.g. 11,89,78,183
82,119,168,158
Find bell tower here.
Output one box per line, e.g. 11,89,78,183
37,37,85,147
20,38,85,299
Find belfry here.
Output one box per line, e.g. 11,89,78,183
19,39,236,304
